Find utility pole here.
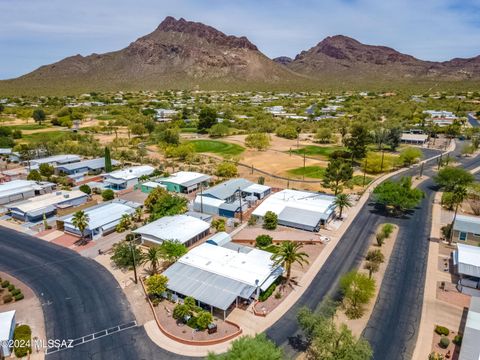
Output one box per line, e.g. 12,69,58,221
129,240,138,284
251,164,254,175
238,187,243,223
419,162,424,178
200,183,203,213
303,149,306,181
362,156,368,187
380,149,385,172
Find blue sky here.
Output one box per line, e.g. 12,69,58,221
1,0,480,79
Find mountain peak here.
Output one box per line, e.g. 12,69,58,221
153,16,258,50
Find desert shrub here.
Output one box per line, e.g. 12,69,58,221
376,232,385,246
256,234,273,248
79,184,92,195
1,280,10,288
248,216,257,226
435,325,450,336
381,223,394,238
453,334,462,345
441,192,455,210
259,282,277,302
263,211,278,230
10,288,20,296
13,324,32,358
173,304,191,321
3,294,13,303
7,284,14,291
14,293,24,301
102,189,115,201
439,336,450,349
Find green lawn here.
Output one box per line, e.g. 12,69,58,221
3,124,49,130
348,175,374,187
180,127,198,133
20,130,67,143
287,165,326,179
289,145,344,158
187,139,244,156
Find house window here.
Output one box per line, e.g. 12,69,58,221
459,232,467,241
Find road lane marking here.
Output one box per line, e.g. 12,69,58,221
45,321,137,355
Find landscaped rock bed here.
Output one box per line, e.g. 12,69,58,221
154,300,239,342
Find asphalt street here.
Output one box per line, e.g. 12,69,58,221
0,227,196,360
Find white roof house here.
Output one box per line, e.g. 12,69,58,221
0,180,55,205
459,297,480,360
104,165,155,189
163,243,283,312
29,154,81,170
133,214,210,247
454,243,480,278
60,200,140,239
0,310,15,357
401,133,429,144
252,189,337,231
7,190,88,222
158,171,211,191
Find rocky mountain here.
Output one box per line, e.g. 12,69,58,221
273,56,293,66
0,16,300,94
1,21,479,94
284,35,480,82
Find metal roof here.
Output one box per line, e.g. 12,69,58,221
159,171,211,187
454,215,480,234
56,157,119,172
105,165,155,181
61,200,139,231
242,183,271,194
459,297,480,360
454,243,480,278
253,189,336,220
7,190,87,215
133,215,210,244
203,178,253,200
0,310,15,341
278,206,324,227
163,262,256,310
206,232,232,246
0,180,37,198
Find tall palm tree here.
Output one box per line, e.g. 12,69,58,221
72,210,90,245
449,186,468,244
334,193,352,219
143,246,162,274
271,241,309,282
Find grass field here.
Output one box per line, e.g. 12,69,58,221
290,145,344,158
20,130,67,143
188,139,244,156
348,175,374,187
180,127,198,133
2,124,49,130
287,165,326,179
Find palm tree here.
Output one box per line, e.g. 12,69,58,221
143,246,162,274
134,206,143,222
72,210,90,245
116,214,132,232
271,241,309,282
334,193,352,219
449,186,468,244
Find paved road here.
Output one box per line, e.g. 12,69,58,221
266,144,479,359
0,227,195,360
468,113,480,128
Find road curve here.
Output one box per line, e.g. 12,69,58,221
0,227,196,360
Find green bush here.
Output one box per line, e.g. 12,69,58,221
376,232,385,246
196,311,213,330
435,325,450,336
11,288,20,296
102,189,115,201
263,211,278,230
79,184,92,195
173,304,191,321
3,294,13,303
14,293,24,301
439,336,450,349
453,334,462,345
13,324,32,358
256,234,273,248
1,280,10,288
382,223,394,238
7,284,15,291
